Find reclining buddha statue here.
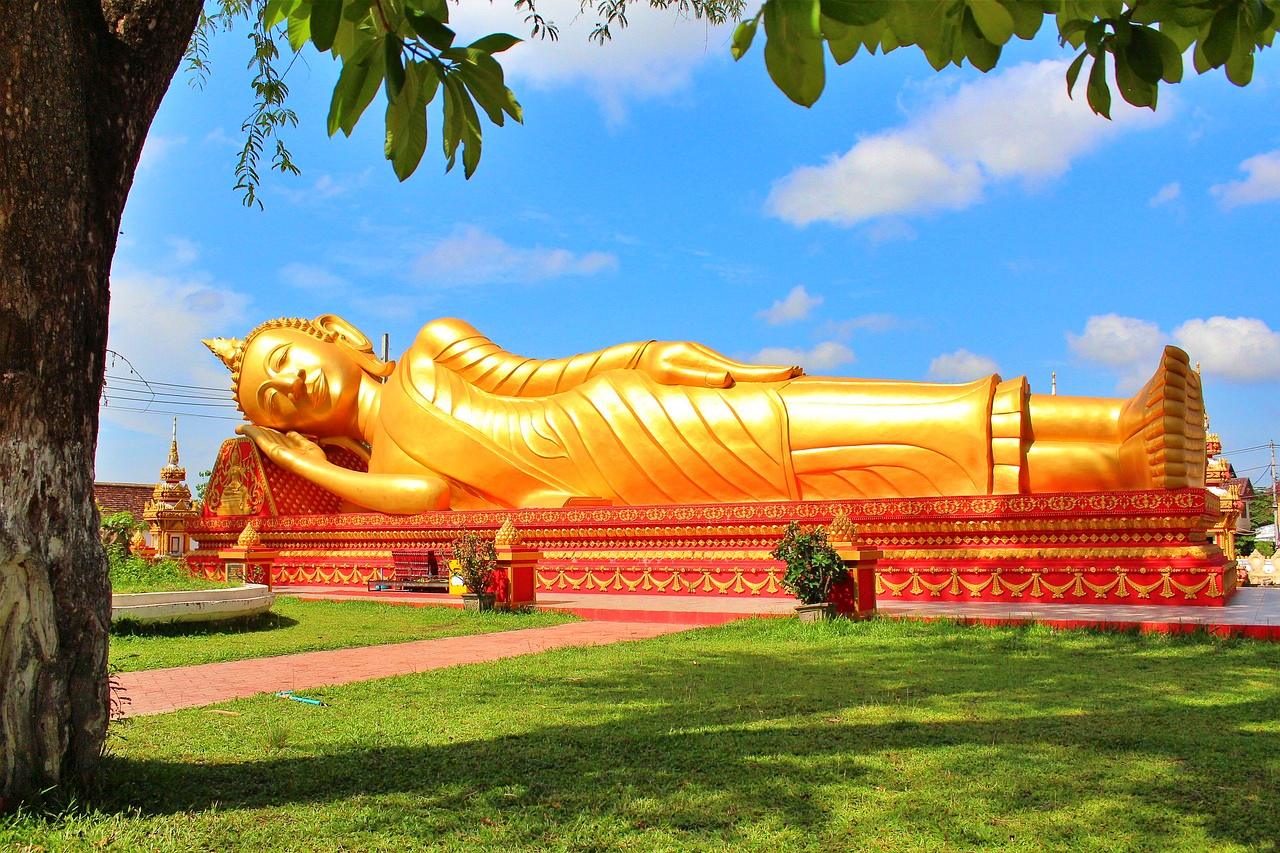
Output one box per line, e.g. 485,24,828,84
204,315,1205,514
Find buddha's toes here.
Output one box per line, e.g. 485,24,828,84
1118,346,1206,490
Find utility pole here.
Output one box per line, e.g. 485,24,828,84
381,333,390,384
1051,371,1057,396
1272,440,1278,547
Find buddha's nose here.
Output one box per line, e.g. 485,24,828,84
290,369,308,398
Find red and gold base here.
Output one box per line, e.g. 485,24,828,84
189,440,1233,608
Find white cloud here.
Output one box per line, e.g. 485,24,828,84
1067,314,1164,368
758,285,823,325
824,313,905,338
137,133,188,172
1068,314,1280,386
751,341,854,373
927,349,999,382
1149,182,1181,206
166,237,200,266
1210,150,1280,209
1172,317,1280,381
769,135,983,226
280,261,348,291
450,0,732,123
768,60,1166,227
412,225,618,286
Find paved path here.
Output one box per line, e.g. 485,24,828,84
116,620,694,718
879,586,1280,627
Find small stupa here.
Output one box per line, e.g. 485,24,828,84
142,418,200,557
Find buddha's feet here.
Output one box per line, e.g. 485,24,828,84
1118,346,1206,490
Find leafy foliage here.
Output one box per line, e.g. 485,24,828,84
195,1,1276,201
452,530,498,596
107,551,227,594
770,521,847,605
734,1,1278,113
195,469,213,502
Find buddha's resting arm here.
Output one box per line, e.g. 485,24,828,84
238,426,449,514
413,318,801,396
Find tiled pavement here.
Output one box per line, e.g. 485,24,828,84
116,620,694,718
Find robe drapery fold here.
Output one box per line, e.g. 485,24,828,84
370,326,1004,509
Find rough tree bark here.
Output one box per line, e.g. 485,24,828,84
1,0,204,802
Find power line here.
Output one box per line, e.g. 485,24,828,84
99,402,243,422
1219,444,1272,456
103,392,238,409
104,373,230,393
103,382,233,402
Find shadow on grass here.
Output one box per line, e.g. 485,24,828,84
88,621,1280,846
110,611,299,638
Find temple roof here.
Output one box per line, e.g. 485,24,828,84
94,482,153,517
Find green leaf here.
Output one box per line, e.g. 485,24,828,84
1086,51,1111,119
384,63,427,181
384,36,406,100
824,17,862,63
441,73,464,169
456,53,520,126
327,37,385,137
287,9,311,52
459,89,483,178
1125,27,1165,84
1225,37,1255,85
310,0,341,53
1148,27,1184,82
1114,50,1157,108
968,0,1014,44
264,0,299,30
763,0,826,107
999,0,1043,39
1201,4,1237,67
1065,49,1087,97
961,10,1000,71
468,33,521,54
406,8,456,51
731,16,759,60
820,0,888,27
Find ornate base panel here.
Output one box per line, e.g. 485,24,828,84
186,487,1233,606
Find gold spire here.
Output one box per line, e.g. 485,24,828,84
236,521,262,548
494,518,521,547
826,509,860,544
168,417,180,466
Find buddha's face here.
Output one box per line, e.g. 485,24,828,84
237,328,363,436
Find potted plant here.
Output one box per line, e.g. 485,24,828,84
452,531,498,612
770,522,848,621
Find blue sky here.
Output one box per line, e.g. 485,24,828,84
98,2,1280,492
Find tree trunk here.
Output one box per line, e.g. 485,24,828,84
0,0,203,802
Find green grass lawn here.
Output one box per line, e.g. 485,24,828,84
8,618,1279,851
109,597,577,672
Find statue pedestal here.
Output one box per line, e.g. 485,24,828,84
831,544,881,619
217,546,278,588
494,544,539,610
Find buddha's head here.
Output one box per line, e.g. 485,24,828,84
204,314,393,437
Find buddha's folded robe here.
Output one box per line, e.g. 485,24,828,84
379,328,1001,509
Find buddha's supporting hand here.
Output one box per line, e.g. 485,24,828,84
638,341,803,388
237,425,451,513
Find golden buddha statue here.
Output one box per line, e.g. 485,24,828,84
204,315,1205,514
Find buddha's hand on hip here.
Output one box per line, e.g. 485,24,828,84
237,424,328,472
639,341,804,388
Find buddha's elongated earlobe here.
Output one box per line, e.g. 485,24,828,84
313,314,394,378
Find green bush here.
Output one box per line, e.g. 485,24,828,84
108,549,227,593
770,521,847,605
452,531,497,595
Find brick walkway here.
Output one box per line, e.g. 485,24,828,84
116,621,694,717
